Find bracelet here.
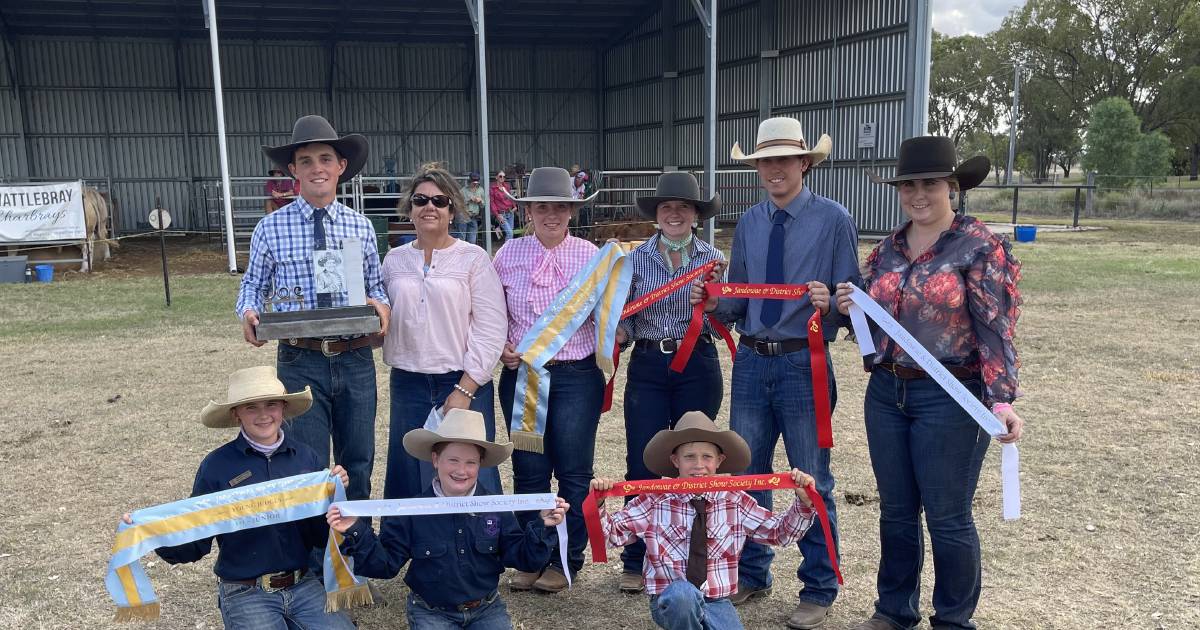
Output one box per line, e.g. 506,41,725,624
453,383,476,400
991,402,1013,413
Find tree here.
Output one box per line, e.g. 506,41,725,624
1083,98,1142,188
928,32,1008,150
1134,130,1174,182
1016,77,1083,181
963,130,1011,184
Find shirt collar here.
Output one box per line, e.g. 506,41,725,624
294,195,344,222
432,477,477,497
768,186,814,220
234,431,296,457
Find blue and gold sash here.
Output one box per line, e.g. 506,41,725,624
509,242,632,452
106,470,369,621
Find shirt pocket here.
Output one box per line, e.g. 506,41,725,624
706,521,738,561
409,540,447,582
657,523,692,563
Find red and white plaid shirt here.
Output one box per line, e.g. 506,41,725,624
599,490,814,598
493,235,599,361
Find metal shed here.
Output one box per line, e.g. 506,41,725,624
0,0,929,266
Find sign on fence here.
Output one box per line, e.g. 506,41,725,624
857,122,877,149
0,181,86,243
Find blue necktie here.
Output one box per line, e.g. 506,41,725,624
313,207,332,308
759,209,787,327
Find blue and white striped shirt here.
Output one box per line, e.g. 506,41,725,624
235,196,388,318
619,234,727,342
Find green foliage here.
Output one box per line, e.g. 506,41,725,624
1083,98,1142,187
928,33,1008,149
1135,131,1175,182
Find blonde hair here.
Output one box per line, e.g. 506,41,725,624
397,166,467,219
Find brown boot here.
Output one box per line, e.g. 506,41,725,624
618,572,645,594
729,582,772,606
532,566,569,593
784,600,830,629
509,570,540,591
851,619,896,630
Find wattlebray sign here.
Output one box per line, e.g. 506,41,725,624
0,181,86,243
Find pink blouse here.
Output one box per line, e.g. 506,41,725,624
381,239,508,386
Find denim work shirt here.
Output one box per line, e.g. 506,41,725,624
340,486,557,608
155,433,330,581
713,186,861,341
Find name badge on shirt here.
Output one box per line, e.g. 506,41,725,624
228,471,253,487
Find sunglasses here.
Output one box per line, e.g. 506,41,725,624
411,194,451,208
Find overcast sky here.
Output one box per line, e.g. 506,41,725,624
932,0,1026,36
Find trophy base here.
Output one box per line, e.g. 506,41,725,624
255,305,381,341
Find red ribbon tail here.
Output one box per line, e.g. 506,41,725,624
582,491,607,563
602,346,620,413
670,303,707,373
804,484,843,585
708,315,737,356
807,312,833,448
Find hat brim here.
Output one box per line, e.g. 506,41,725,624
198,387,313,429
635,192,721,221
402,429,514,469
731,133,832,168
642,426,751,478
508,190,600,206
867,156,990,192
262,134,369,185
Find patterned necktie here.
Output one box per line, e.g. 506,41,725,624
759,209,788,327
312,207,332,308
685,497,708,588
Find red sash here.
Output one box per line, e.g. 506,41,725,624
582,473,842,585
676,283,834,448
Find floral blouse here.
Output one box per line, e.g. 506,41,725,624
862,214,1022,405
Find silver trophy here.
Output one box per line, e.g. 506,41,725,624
254,242,381,341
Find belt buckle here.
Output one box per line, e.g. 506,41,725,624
259,572,287,593
457,599,483,611
658,338,677,353
754,340,780,356
320,339,341,357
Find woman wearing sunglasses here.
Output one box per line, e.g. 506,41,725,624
381,165,508,500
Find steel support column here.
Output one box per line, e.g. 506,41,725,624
204,0,238,273
691,0,717,243
903,0,932,138
466,0,494,254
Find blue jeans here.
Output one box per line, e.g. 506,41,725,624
495,213,513,241
384,368,501,499
451,219,467,241
276,343,376,502
216,575,354,630
621,341,723,574
498,360,603,573
649,581,744,630
865,371,990,630
406,591,511,629
462,219,479,245
731,344,840,606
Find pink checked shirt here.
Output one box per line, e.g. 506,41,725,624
381,240,508,386
600,491,814,599
493,235,599,361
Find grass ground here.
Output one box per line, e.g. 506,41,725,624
0,220,1197,629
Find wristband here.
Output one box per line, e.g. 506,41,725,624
991,402,1013,414
453,383,476,400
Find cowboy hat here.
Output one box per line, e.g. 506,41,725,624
636,171,721,221
402,408,514,468
731,117,832,167
642,411,751,478
262,115,369,185
508,167,598,204
867,135,989,192
199,366,312,429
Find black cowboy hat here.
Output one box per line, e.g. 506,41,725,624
262,115,369,185
868,136,989,192
635,171,721,221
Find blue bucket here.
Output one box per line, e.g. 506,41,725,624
1014,225,1037,243
34,264,54,282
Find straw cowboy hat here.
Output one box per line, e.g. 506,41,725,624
262,115,369,185
507,167,598,204
731,117,832,167
402,409,514,468
642,411,751,478
635,171,721,221
867,135,990,192
199,366,313,429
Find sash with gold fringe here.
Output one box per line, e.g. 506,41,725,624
509,242,632,452
106,470,369,622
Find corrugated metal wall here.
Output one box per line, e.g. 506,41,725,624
0,37,600,233
603,0,914,234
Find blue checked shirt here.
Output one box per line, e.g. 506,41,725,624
619,234,727,343
235,197,388,318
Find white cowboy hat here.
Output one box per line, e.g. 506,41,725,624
402,408,514,468
731,117,832,167
642,411,751,478
199,366,312,429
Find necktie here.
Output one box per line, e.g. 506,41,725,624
759,209,787,327
313,207,332,308
685,497,708,588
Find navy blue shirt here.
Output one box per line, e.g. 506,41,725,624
340,486,556,608
714,186,861,341
154,433,329,581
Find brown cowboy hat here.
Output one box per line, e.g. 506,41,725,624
642,411,751,478
262,115,369,185
402,409,513,468
199,366,312,429
635,172,721,222
867,135,990,192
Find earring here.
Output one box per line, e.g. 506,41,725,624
949,190,957,201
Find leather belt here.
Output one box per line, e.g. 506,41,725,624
874,362,977,380
739,335,812,356
416,589,499,613
283,335,375,357
223,569,305,593
634,334,712,354
544,353,596,367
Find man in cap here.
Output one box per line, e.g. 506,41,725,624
236,114,390,504
692,117,860,628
